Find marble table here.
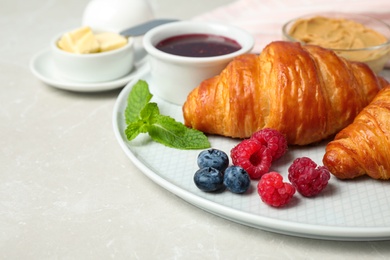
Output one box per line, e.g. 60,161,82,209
2,0,390,258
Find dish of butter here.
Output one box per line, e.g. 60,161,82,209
57,26,128,54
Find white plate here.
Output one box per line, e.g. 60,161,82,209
29,47,149,92
113,71,390,241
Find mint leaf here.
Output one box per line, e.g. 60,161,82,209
140,102,160,122
125,80,153,124
125,102,159,141
123,80,210,150
148,114,210,149
125,120,148,141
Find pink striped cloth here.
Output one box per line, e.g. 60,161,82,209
193,0,390,54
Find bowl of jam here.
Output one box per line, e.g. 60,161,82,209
143,21,254,105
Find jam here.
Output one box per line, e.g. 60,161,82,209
155,34,241,57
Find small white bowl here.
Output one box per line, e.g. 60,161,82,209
143,21,254,105
51,30,134,83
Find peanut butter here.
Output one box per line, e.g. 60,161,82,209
287,16,390,73
288,16,387,50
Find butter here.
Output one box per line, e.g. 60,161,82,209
57,26,91,52
57,26,99,54
95,32,127,52
57,26,128,54
74,30,100,54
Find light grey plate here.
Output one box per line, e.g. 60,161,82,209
113,70,390,241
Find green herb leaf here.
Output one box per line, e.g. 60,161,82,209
140,102,160,122
148,114,210,149
123,80,210,150
125,80,153,124
125,120,148,141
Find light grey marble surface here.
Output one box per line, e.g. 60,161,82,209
2,0,390,259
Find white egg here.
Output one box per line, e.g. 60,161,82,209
82,0,155,32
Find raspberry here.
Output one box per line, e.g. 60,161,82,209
288,157,331,197
230,139,272,179
251,128,287,161
257,172,296,207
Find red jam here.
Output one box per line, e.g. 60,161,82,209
155,34,241,57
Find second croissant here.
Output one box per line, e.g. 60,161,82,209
183,41,388,145
323,86,390,180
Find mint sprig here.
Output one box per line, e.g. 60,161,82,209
125,80,152,124
124,80,210,150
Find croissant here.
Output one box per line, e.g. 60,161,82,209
183,41,388,145
323,86,390,179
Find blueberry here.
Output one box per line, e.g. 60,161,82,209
194,167,224,192
197,149,229,172
223,166,251,194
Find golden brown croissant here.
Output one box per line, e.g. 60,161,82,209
323,86,390,179
183,41,387,145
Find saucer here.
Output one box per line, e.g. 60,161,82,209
29,47,150,92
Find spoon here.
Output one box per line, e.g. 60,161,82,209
120,18,178,37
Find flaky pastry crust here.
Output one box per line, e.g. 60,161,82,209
183,41,387,145
323,86,390,179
